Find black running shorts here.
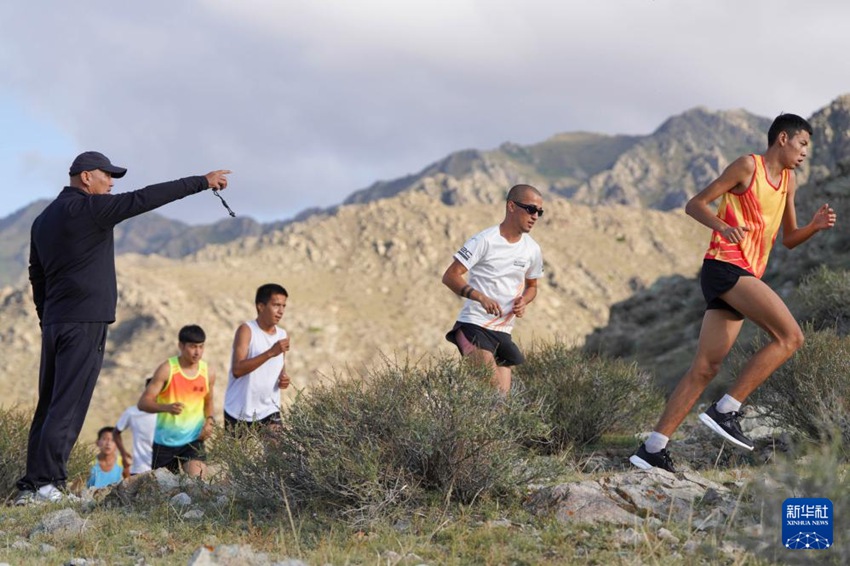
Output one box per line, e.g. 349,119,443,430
445,322,525,367
699,259,754,319
223,410,282,435
152,439,205,473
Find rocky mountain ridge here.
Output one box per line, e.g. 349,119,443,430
344,107,772,212
0,104,771,288
3,94,849,441
0,200,293,287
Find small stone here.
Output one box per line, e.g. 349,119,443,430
701,487,722,505
657,528,680,544
32,509,88,538
170,492,192,507
153,468,181,492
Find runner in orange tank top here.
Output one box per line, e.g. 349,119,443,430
630,113,836,472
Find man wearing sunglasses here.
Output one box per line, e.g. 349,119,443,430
442,184,545,395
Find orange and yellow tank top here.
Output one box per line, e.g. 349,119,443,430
153,356,209,447
704,154,788,278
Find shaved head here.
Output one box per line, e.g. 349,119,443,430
506,184,541,202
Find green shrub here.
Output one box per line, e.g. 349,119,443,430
0,405,94,500
514,342,664,450
214,356,548,522
749,326,850,444
795,265,850,334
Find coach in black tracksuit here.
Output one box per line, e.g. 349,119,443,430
16,151,230,502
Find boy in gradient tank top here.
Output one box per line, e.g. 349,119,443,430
631,114,836,472
138,325,216,478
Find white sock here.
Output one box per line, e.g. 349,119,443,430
644,431,669,454
716,394,742,414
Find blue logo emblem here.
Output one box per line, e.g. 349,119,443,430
782,498,833,550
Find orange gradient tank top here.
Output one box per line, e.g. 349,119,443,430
154,357,209,447
704,154,788,278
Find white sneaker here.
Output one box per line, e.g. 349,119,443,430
36,484,65,503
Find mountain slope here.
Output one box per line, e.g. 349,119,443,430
0,193,706,440
344,132,641,207
568,108,772,210
344,108,771,213
0,203,281,287
1,106,768,288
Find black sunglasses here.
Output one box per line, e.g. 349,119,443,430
511,200,544,217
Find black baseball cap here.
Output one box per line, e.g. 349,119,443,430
69,151,127,178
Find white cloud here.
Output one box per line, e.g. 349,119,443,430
1,0,848,222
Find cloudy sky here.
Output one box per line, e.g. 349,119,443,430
1,0,848,224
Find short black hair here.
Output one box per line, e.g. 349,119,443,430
178,324,206,344
767,113,813,147
256,283,288,305
506,184,542,202
97,426,115,440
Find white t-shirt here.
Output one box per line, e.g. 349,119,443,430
454,225,544,334
224,319,287,422
115,406,157,474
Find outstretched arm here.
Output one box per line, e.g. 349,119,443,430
780,175,836,249
90,170,232,227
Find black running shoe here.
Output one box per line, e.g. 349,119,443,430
699,402,754,451
629,443,677,473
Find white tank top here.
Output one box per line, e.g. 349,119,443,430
223,319,287,421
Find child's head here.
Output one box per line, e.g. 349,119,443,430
255,283,288,326
768,113,813,147
177,324,206,363
96,426,116,455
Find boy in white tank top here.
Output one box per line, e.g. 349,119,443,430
223,283,292,432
